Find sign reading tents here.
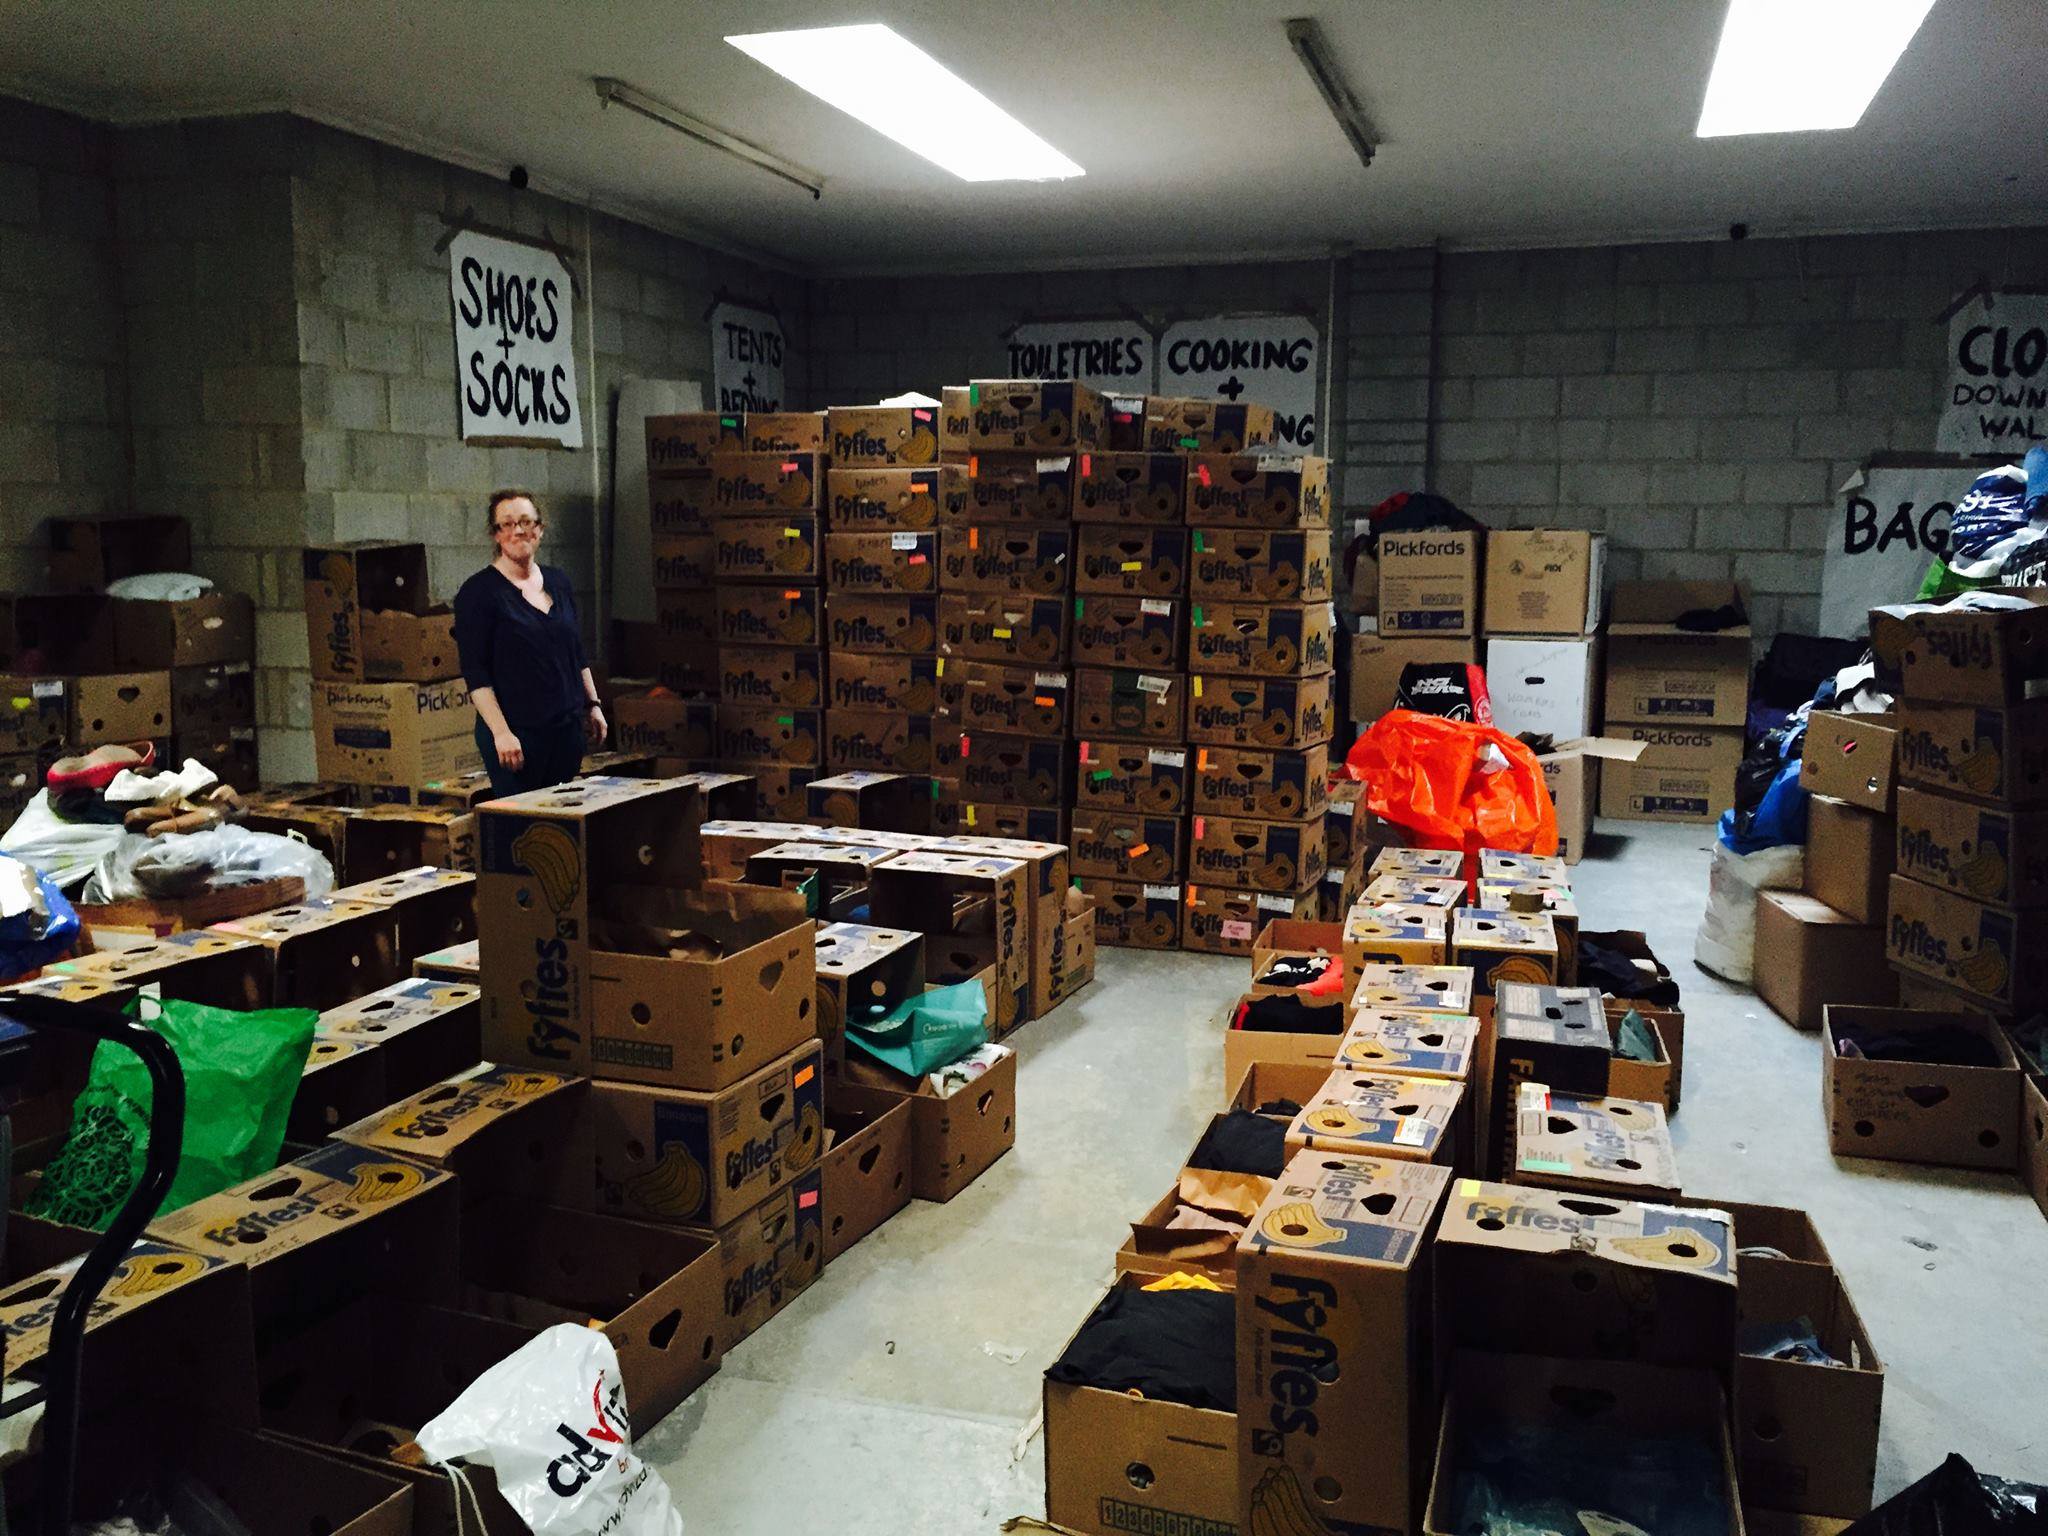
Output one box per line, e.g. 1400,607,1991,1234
711,302,786,412
448,230,583,448
1817,460,1963,637
1937,291,2048,455
1159,314,1320,447
1006,319,1154,393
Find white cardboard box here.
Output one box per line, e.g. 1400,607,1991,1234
1487,637,1600,740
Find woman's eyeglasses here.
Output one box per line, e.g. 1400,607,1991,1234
495,516,542,533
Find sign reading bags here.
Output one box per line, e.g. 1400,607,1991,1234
712,302,786,412
1938,291,2048,455
1160,314,1320,447
449,230,583,448
1006,319,1153,393
1817,460,1961,637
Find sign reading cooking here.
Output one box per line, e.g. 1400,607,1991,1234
448,229,583,448
1159,314,1320,447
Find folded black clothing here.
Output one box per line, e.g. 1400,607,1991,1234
1259,955,1333,987
1675,602,1747,633
1256,1097,1303,1116
1577,937,1682,1007
1233,993,1345,1035
1188,1108,1288,1177
1046,1285,1236,1410
1832,1020,2003,1069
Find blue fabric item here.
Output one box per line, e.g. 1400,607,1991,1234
0,854,80,977
453,562,590,730
2026,444,2048,516
1942,463,2035,581
1719,760,1808,853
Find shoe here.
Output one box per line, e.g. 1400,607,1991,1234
45,742,156,793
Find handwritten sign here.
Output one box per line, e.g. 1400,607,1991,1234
712,302,785,412
1006,319,1154,392
448,230,582,447
1937,291,2048,455
1159,314,1320,448
1818,461,1963,636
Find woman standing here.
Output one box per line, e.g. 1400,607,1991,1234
454,488,607,795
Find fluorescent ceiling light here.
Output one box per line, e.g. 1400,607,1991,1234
1697,0,1935,137
726,23,1083,181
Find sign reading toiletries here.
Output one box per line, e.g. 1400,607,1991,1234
448,229,583,448
1159,314,1320,447
711,302,786,412
1006,319,1153,393
1937,291,2048,455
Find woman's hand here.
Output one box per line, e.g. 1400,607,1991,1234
585,704,607,747
494,728,525,771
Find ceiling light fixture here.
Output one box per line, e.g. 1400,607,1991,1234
594,76,824,198
1696,0,1936,137
725,24,1082,182
1286,17,1377,170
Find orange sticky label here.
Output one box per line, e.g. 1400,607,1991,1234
969,454,980,477
794,1064,815,1087
969,527,981,550
1193,817,1206,838
1034,694,1057,708
1197,749,1211,769
782,589,801,600
1127,842,1150,858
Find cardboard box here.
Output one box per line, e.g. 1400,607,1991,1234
829,404,941,466
1191,599,1337,678
1599,722,1744,823
330,864,475,960
588,884,815,1092
47,512,192,591
1077,876,1182,948
1184,453,1331,528
738,409,826,455
1342,903,1450,970
1144,397,1273,454
717,704,822,767
1222,988,1347,1080
808,769,925,832
1043,1276,1239,1536
1509,1084,1679,1200
70,669,172,743
1335,1009,1478,1079
1486,636,1601,739
824,530,940,595
316,975,482,1097
1823,1004,2022,1168
1071,665,1185,743
591,1042,821,1227
1115,1178,1252,1288
1228,1057,1340,1119
847,1041,1016,1202
175,727,258,794
1892,784,2048,908
649,472,715,533
928,798,1066,842
1192,742,1329,820
707,451,825,514
1352,964,1476,1015
944,833,1074,1016
1073,450,1185,524
1801,711,1899,811
712,513,820,581
938,524,1073,596
213,898,403,1010
476,777,702,1073
1535,736,1636,858
1886,871,2048,1007
652,531,717,589
1236,1150,1450,1536
826,466,942,530
965,378,1104,449
1188,673,1333,749
713,647,820,711
1071,594,1183,667
821,1081,915,1259
1605,579,1751,726
609,692,714,761
1285,1069,1465,1162
459,1197,724,1425
1189,528,1333,602
1895,594,2048,706
1484,983,1610,1169
114,591,253,669
52,928,270,1010
1251,915,1342,970
718,584,822,647
1897,698,2048,805
0,673,68,756
1071,809,1185,882
1075,739,1188,813
950,730,1071,809
934,657,1067,734
1474,878,1580,983
813,921,924,1061
2021,1074,2048,1221
817,652,932,716
1799,795,1893,922
869,850,1032,1033
356,593,454,682
741,766,813,821
748,841,895,915
1190,811,1328,892
1452,907,1560,992
939,453,1077,523
302,542,455,683
937,592,1068,665
646,410,743,470
413,938,479,981
335,1062,594,1210
1072,525,1187,597
1379,529,1482,636
1349,633,1479,723
823,708,935,773
1048,883,1097,1006
311,677,477,790
826,593,939,656
1752,889,1892,1030
695,1170,824,1348
170,659,255,737
1362,872,1463,908
1483,529,1607,636
1188,886,1319,960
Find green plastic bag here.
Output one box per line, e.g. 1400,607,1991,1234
845,979,987,1077
26,997,317,1230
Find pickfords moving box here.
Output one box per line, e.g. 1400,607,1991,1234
477,776,704,1075
587,882,815,1092
1236,1150,1451,1536
302,541,457,683
1801,710,1900,812
1821,1004,2022,1169
1885,871,2048,1009
1604,579,1750,727
1043,1274,1239,1536
1599,721,1744,824
1483,528,1606,636
1378,529,1482,636
592,1041,824,1229
311,678,479,789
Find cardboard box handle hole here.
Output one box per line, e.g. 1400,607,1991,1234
647,1310,681,1350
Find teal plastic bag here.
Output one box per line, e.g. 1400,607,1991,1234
845,979,987,1077
26,997,317,1230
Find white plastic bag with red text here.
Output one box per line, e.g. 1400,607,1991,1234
414,1323,684,1536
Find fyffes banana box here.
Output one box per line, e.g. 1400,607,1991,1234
1351,963,1475,1016
1886,871,2048,1008
828,404,941,467
338,1062,593,1210
702,1168,823,1350
1335,1010,1479,1081
1451,908,1560,994
1362,871,1465,908
1342,902,1449,975
1894,784,2048,908
1897,697,2048,806
1285,1070,1465,1164
1236,1149,1451,1536
706,451,824,513
1479,849,1569,883
592,1041,823,1229
317,976,483,1099
1509,1084,1679,1201
711,513,820,581
1476,880,1580,984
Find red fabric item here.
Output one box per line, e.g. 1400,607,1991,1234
1345,709,1558,860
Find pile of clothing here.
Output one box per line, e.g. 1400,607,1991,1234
1046,1280,1236,1411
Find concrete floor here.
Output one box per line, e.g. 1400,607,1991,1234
641,820,2048,1530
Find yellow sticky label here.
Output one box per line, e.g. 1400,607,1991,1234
1193,677,1204,697
935,657,946,675
992,626,1012,638
784,527,800,538
1457,1178,1482,1196
1120,560,1143,572
966,806,978,826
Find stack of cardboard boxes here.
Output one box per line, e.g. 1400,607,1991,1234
643,411,730,697
1,513,258,818
1599,580,1751,824
1349,522,1484,726
1482,530,1607,741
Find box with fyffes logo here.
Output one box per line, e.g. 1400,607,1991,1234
1885,871,2048,1008
1285,1069,1465,1164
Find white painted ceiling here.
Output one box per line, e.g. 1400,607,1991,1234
8,0,2047,272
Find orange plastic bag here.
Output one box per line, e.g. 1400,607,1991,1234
1345,709,1558,858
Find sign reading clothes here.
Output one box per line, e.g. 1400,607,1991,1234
1158,314,1320,447
1937,291,2048,456
448,230,583,448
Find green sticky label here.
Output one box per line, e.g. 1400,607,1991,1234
969,384,981,406
1091,769,1112,781
1192,532,1205,553
1178,435,1198,449
719,414,740,429
1519,1156,1573,1174
1073,597,1084,617
777,715,794,726
1192,606,1204,626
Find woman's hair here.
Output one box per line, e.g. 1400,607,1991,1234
486,488,540,532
